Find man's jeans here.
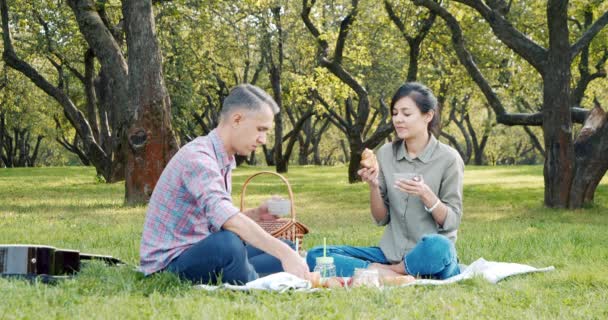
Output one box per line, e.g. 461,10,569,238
306,234,460,279
166,230,292,284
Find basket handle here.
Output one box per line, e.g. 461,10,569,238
240,171,296,221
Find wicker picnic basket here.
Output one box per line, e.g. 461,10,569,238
240,171,309,250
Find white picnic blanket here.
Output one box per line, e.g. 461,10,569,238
193,258,555,292
195,272,315,293
411,257,555,286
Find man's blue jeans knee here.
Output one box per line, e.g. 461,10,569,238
166,230,292,284
404,234,460,279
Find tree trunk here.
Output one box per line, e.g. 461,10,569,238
0,119,44,168
472,138,488,165
440,132,467,163
2,0,113,176
235,155,248,166
68,0,129,182
29,135,43,167
261,145,274,166
266,6,288,174
0,111,5,167
17,129,27,167
313,143,322,165
569,102,608,207
274,114,287,173
413,0,608,208
303,1,395,183
248,151,256,165
297,119,312,165
298,143,309,165
123,0,179,205
311,117,331,165
465,111,491,166
347,139,364,183
84,49,100,143
542,1,574,208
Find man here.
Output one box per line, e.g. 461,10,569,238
140,84,310,284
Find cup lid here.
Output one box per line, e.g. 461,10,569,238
316,256,334,264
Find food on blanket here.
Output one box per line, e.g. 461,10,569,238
351,268,381,288
310,272,322,288
323,277,346,288
359,148,377,169
381,275,416,286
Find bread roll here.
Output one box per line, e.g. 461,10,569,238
360,148,377,169
324,277,346,288
310,272,322,288
381,275,416,286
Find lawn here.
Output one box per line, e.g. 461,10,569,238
0,165,607,319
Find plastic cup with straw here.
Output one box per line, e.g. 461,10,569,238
295,237,299,255
315,237,335,279
324,237,326,257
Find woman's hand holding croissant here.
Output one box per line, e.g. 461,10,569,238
358,148,379,187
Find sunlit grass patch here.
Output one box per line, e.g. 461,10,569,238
0,165,607,319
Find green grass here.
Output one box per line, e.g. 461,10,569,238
1,165,607,319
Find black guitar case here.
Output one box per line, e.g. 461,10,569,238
0,244,124,282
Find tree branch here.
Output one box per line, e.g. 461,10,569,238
301,0,329,56
314,92,348,133
363,122,393,149
412,0,508,117
496,108,589,126
302,0,367,98
1,0,107,166
453,0,547,71
334,0,359,65
571,10,608,60
523,125,545,155
440,131,466,160
385,0,436,81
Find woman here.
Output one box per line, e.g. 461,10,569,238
307,82,463,279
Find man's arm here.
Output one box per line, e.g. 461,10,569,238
222,213,310,280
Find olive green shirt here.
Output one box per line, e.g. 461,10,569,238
375,135,464,263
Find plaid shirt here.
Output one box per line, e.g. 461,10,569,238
139,129,238,275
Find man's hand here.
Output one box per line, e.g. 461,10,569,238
281,251,311,281
244,197,281,222
223,214,310,281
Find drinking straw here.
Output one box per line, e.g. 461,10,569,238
323,237,327,257
295,237,299,253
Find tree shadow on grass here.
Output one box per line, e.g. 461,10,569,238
0,202,125,215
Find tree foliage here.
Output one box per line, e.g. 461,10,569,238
1,0,606,208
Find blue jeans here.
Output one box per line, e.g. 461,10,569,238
166,230,292,284
306,234,460,279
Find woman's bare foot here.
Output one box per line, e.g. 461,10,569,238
367,263,401,277
388,261,407,275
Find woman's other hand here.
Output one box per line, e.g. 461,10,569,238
394,176,432,200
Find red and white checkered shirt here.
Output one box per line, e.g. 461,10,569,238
139,129,238,275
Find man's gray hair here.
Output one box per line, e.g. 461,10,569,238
220,84,280,119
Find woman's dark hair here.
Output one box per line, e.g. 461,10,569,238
390,82,441,137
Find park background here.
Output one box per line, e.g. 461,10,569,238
1,0,607,319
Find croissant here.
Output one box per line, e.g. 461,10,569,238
360,148,377,169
